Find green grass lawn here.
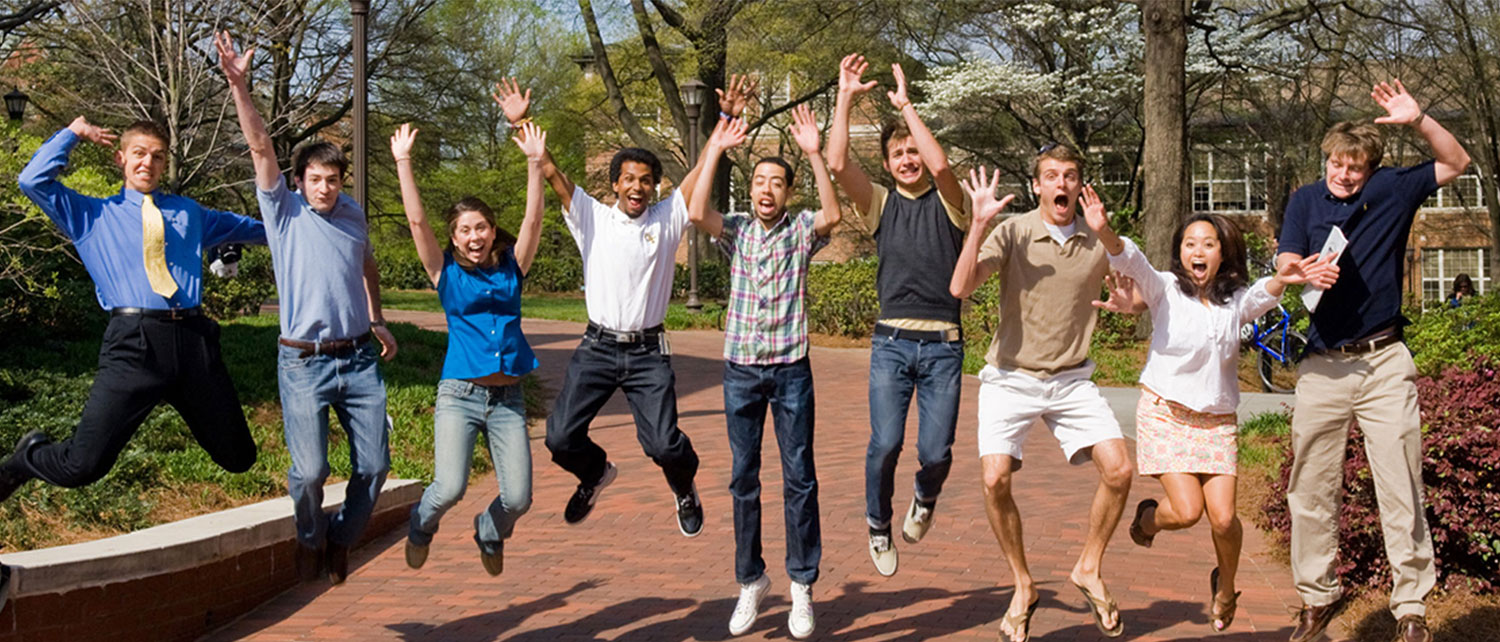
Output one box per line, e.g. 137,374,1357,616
385,289,725,330
0,314,543,552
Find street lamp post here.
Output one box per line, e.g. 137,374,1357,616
5,89,28,121
350,1,369,209
679,78,708,312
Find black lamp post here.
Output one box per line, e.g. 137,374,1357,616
679,78,708,311
351,1,369,209
5,89,28,121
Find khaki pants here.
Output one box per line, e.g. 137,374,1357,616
1288,342,1434,618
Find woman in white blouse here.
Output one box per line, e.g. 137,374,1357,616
1078,186,1337,632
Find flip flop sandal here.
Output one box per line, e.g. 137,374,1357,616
998,598,1040,642
1209,567,1242,632
1074,581,1124,638
1129,498,1157,548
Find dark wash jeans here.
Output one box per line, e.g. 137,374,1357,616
724,358,820,585
544,332,698,496
865,333,963,528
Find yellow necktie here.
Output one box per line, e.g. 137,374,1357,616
141,193,178,299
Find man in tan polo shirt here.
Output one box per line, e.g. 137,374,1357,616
950,145,1136,642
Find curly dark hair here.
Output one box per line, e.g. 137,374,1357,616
609,147,662,184
1170,214,1249,305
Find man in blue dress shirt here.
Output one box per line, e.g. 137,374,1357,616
0,117,268,511
219,32,397,586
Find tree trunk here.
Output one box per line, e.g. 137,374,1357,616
1141,0,1189,271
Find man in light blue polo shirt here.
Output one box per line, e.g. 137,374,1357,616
219,32,397,586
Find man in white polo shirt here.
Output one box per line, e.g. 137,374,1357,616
492,78,752,536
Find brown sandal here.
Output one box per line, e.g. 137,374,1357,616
1209,567,1241,631
1129,498,1157,548
998,598,1040,642
1074,581,1124,638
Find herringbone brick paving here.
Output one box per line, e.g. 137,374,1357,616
203,312,1337,641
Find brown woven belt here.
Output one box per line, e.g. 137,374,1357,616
278,332,372,358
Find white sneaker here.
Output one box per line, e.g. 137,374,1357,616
728,574,771,636
868,526,898,577
789,581,815,639
901,497,935,544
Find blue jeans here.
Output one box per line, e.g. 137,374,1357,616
278,342,390,549
724,359,820,585
865,334,963,528
409,379,531,550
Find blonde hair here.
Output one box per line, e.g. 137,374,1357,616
1320,121,1384,169
1031,143,1086,179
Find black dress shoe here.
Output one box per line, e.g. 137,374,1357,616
326,542,349,585
0,432,51,503
294,543,323,582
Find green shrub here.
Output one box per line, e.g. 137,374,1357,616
201,245,276,319
524,255,583,293
673,259,729,302
373,240,434,291
1405,291,1500,375
806,257,880,337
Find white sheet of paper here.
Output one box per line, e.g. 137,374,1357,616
1301,225,1348,313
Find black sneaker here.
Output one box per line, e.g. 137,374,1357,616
474,515,503,576
294,543,324,582
564,461,617,524
0,431,49,503
326,541,349,585
676,485,704,537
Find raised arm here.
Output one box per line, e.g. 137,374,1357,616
679,74,758,207
216,32,281,192
1080,184,1125,256
18,118,116,239
789,104,841,237
887,63,963,208
688,118,748,239
389,123,445,286
1372,79,1471,186
950,166,1014,299
493,78,574,210
827,54,878,215
511,122,548,276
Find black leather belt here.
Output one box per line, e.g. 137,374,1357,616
278,333,372,358
111,306,203,320
1327,332,1402,355
585,322,664,344
874,323,962,343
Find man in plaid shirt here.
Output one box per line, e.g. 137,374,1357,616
688,109,842,639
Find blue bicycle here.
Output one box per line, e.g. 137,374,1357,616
1245,305,1306,393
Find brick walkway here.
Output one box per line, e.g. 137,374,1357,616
205,313,1318,642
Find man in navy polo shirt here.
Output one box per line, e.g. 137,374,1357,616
1277,80,1470,642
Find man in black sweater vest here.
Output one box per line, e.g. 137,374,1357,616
827,54,969,578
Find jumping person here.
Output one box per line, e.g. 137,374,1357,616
219,31,397,585
2,116,267,608
827,54,968,577
950,149,1141,642
1278,80,1470,642
1080,189,1336,632
687,108,842,639
390,121,547,576
490,77,752,534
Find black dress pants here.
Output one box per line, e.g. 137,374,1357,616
24,313,257,486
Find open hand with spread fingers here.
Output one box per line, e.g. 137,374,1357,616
1372,79,1423,126
1092,271,1139,314
67,116,117,147
887,62,912,111
788,104,821,155
839,54,879,97
959,165,1016,229
716,74,759,119
512,122,547,162
390,123,418,162
708,116,749,152
214,31,253,89
492,77,532,125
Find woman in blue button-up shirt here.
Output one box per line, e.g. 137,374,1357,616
389,121,547,575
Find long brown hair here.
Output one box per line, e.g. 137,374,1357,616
446,196,516,270
1170,214,1249,305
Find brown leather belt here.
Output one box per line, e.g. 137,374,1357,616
874,323,962,343
278,332,372,358
1326,330,1402,355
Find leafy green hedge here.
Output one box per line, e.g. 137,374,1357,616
201,246,276,319
806,257,880,337
1405,292,1500,375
